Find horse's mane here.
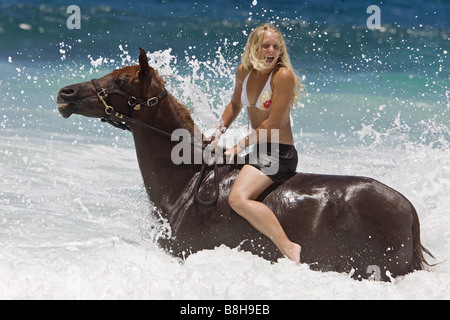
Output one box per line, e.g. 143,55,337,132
153,70,196,135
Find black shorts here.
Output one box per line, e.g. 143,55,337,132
244,143,298,184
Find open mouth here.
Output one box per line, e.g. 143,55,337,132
266,56,275,64
57,102,75,118
57,102,70,108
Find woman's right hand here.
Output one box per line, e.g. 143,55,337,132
208,127,226,148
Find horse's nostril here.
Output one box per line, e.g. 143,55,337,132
61,86,76,96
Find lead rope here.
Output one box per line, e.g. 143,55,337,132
194,161,220,207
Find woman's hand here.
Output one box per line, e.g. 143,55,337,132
208,128,224,147
224,141,245,163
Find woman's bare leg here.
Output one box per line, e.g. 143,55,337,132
228,165,301,263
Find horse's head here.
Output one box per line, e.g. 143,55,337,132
57,48,157,120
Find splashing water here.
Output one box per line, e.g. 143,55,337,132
0,0,449,299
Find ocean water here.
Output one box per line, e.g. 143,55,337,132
0,0,449,299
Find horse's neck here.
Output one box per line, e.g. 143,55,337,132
130,95,199,211
151,92,195,134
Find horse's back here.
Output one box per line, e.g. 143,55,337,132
263,172,420,280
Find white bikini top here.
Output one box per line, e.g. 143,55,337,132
241,70,274,111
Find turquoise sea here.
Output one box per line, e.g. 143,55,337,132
0,0,449,299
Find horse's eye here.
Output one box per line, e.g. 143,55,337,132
115,78,126,86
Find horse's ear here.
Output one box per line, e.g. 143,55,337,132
138,47,150,76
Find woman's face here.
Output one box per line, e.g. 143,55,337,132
259,31,282,69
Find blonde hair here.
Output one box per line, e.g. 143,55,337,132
241,23,305,107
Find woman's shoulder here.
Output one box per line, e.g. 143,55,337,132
235,64,251,84
236,64,249,77
272,66,295,87
273,66,294,80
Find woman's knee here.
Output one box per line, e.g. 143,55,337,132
228,190,247,214
228,165,272,214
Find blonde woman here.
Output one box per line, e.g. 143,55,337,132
213,24,304,263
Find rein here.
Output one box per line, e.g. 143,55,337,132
91,79,220,207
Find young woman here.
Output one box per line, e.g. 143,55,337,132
212,24,304,264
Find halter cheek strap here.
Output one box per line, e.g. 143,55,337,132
91,78,168,115
133,89,168,110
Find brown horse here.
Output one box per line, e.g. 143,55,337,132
57,48,433,281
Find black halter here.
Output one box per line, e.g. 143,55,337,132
91,78,168,131
90,78,220,207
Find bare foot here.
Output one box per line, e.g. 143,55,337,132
281,242,301,265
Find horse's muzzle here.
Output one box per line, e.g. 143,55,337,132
57,86,78,118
